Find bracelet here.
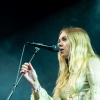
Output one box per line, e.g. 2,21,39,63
34,85,40,92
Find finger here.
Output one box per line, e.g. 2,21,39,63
28,63,34,70
20,69,29,74
24,69,29,73
24,62,30,67
21,64,29,73
22,64,29,69
23,63,32,70
21,67,28,71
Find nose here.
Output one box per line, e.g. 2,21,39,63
58,41,63,47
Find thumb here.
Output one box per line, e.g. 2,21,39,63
28,63,34,71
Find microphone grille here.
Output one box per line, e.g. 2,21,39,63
52,45,60,52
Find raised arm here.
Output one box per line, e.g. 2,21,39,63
20,62,53,100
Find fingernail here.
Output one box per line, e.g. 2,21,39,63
24,70,28,73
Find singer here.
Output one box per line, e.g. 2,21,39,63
20,27,100,100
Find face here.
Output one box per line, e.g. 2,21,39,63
58,31,70,59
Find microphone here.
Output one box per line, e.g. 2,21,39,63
26,42,60,52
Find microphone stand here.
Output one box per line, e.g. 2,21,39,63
6,47,40,100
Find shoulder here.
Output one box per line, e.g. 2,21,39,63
87,56,100,78
86,56,100,85
86,56,100,75
87,56,100,69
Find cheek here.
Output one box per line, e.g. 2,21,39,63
68,44,70,51
65,44,70,53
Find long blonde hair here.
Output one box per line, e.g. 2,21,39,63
53,27,98,98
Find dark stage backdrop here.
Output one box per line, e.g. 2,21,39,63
0,0,100,100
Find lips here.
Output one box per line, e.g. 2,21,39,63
60,48,64,52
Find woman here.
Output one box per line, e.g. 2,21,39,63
20,27,100,100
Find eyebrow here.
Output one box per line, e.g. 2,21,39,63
58,36,67,42
58,36,67,40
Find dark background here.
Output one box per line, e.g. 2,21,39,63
0,0,100,100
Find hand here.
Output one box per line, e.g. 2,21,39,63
20,62,39,89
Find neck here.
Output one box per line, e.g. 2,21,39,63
66,59,69,65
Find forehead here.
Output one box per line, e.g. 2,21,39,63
59,31,67,39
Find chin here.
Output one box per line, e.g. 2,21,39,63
61,54,68,59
